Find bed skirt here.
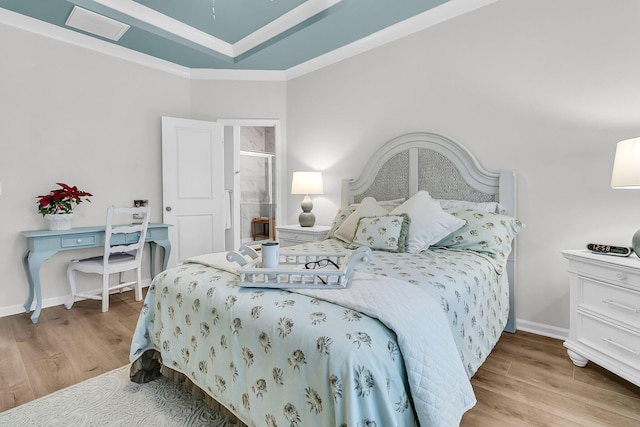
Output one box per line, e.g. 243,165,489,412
130,349,249,427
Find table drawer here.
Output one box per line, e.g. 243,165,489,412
578,315,640,369
61,234,98,248
125,232,141,243
580,277,640,327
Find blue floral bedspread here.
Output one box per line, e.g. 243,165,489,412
129,239,508,427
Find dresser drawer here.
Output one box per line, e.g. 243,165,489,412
580,277,640,327
276,225,329,247
574,259,640,290
578,315,640,369
282,232,314,242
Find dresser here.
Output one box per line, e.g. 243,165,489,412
276,224,330,247
561,250,640,387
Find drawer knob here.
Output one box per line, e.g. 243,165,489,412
615,273,625,281
76,239,82,244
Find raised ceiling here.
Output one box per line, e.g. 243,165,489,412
0,0,495,75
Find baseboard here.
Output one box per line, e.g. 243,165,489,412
0,279,152,318
516,318,569,341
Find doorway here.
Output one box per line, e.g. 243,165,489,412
239,127,276,244
218,119,283,251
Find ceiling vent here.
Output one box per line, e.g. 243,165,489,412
65,6,130,41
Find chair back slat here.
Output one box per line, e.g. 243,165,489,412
104,205,151,266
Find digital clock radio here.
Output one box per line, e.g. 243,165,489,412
586,243,633,257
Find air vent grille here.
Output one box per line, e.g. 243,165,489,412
65,6,130,41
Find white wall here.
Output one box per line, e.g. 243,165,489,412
4,0,640,335
286,0,640,332
0,21,289,317
0,22,192,315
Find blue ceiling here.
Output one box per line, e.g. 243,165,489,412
0,0,458,71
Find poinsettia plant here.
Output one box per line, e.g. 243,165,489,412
36,183,93,216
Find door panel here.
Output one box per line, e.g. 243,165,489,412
176,215,214,261
162,117,224,267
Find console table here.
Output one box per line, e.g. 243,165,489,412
21,224,171,323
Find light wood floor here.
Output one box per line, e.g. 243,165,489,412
1,292,639,426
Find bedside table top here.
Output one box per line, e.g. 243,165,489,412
562,249,640,269
277,224,330,232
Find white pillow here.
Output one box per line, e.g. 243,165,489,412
334,197,389,243
390,191,466,253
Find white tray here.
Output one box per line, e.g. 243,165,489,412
226,246,372,289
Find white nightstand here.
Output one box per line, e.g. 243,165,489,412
561,249,640,387
276,224,330,247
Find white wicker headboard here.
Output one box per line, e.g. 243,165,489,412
342,131,517,333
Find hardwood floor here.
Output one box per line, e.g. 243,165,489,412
1,293,639,426
0,292,143,412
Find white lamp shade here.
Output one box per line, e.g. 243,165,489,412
291,171,324,195
611,137,640,189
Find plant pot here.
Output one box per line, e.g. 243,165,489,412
44,213,74,230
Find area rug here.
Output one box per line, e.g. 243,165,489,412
0,365,237,426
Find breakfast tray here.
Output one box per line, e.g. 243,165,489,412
226,246,372,289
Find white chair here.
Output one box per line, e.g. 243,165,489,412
66,205,151,312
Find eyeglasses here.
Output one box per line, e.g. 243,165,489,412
304,258,339,270
304,258,339,284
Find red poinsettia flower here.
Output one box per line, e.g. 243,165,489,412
36,183,92,216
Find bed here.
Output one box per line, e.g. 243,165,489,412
129,131,522,427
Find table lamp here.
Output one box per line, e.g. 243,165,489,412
611,137,640,256
291,171,323,227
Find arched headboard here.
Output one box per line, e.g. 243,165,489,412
342,131,517,332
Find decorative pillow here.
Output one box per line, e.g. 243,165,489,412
326,199,405,241
325,204,359,240
390,191,466,253
347,214,410,253
432,208,524,273
334,197,389,243
437,199,506,214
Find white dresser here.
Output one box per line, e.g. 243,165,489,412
276,224,330,247
561,249,640,387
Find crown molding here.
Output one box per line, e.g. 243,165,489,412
0,7,191,78
0,0,497,82
92,0,342,59
190,68,287,81
285,0,498,80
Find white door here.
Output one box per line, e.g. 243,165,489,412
162,117,225,267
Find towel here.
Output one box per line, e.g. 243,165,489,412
223,190,231,230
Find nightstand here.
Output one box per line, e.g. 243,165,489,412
561,250,640,387
276,224,330,247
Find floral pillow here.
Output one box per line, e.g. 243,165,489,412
437,199,506,214
347,214,410,253
334,197,389,243
432,208,524,273
325,204,359,240
325,199,406,241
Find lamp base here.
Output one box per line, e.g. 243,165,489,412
299,212,316,227
299,194,315,227
633,229,640,258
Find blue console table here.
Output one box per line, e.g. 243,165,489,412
21,223,171,323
